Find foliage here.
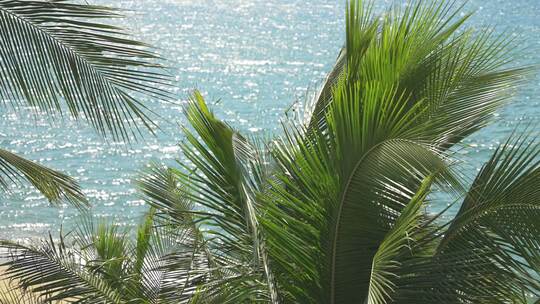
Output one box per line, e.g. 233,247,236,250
0,0,171,140
1,0,539,303
0,0,171,208
0,210,204,303
0,148,87,208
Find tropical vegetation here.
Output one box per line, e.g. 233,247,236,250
0,0,539,303
0,0,171,208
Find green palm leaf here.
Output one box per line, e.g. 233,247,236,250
261,128,454,302
137,168,213,302
261,59,460,303
430,133,540,303
137,163,197,227
307,0,377,132
0,210,205,303
0,235,124,303
0,148,87,208
366,177,433,304
308,0,528,150
0,0,172,141
175,91,277,303
381,132,539,304
261,0,527,302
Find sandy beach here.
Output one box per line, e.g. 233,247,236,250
0,267,43,303
0,266,69,303
0,266,21,301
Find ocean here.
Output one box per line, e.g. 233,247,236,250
0,0,538,239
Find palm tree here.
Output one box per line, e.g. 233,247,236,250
0,0,171,208
1,0,539,303
0,208,205,303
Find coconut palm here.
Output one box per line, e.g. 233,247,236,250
1,92,278,303
0,0,171,208
1,0,539,303
0,207,206,303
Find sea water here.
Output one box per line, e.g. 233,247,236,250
0,0,538,239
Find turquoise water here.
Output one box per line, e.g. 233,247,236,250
0,0,538,239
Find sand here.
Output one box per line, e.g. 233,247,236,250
0,267,22,302
0,266,59,303
0,266,74,303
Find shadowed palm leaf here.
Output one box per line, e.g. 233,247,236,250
134,92,278,303
0,0,172,208
0,0,172,141
0,234,125,303
137,163,214,303
425,133,540,303
0,148,87,208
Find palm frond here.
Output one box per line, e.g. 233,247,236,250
0,148,87,209
366,177,433,304
136,163,216,302
137,162,198,227
0,235,124,303
73,218,130,292
307,0,528,151
0,209,208,303
307,0,378,132
262,58,461,302
384,132,539,303
174,91,276,302
261,124,454,302
430,132,540,302
0,0,172,141
261,1,517,302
